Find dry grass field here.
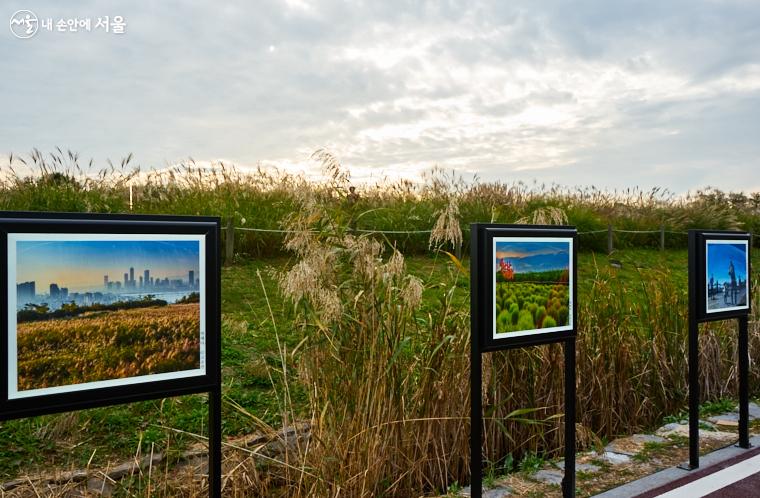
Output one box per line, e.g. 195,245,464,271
17,304,200,391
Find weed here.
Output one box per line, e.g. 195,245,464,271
518,452,545,473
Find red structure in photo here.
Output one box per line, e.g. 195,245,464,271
499,259,514,280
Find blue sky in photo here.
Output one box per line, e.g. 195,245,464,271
494,241,569,273
706,242,747,285
16,239,200,291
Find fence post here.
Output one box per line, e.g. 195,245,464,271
607,224,614,255
225,218,235,266
660,224,665,251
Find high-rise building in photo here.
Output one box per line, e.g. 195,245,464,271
129,267,135,286
17,281,35,304
124,273,128,287
144,269,150,288
139,276,143,288
189,270,194,288
50,283,60,299
104,275,109,288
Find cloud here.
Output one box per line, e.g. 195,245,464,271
1,0,760,193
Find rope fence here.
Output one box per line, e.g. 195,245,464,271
230,226,697,236
230,227,693,236
223,222,755,264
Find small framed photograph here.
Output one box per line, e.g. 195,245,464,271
0,212,220,420
691,230,752,321
472,224,577,351
705,239,749,314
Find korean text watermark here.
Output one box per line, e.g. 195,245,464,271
10,10,126,39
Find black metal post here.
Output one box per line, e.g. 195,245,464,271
688,313,700,468
687,231,700,469
208,385,223,498
738,315,750,449
470,341,482,498
470,223,482,498
562,338,576,498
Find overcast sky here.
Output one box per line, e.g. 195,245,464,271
3,1,760,193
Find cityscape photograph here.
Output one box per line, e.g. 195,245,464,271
706,240,749,312
11,237,203,394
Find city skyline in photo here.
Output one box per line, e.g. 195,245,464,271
15,239,200,293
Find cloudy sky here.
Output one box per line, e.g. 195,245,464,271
3,0,760,192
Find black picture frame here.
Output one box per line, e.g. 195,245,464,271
470,223,578,497
472,223,578,352
0,211,221,421
691,230,751,323
686,229,753,470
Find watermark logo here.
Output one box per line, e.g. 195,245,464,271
9,10,38,39
9,11,126,38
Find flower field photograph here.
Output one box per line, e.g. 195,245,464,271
10,236,204,397
493,238,572,337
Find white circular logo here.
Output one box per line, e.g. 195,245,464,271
9,10,38,39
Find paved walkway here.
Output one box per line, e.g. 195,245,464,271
596,435,760,497
456,403,760,497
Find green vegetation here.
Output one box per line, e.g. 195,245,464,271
2,151,760,496
176,291,200,304
495,280,570,333
3,149,760,258
2,244,760,495
17,295,169,323
496,268,568,283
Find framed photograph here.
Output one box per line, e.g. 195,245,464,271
472,224,577,351
690,230,752,321
0,212,220,420
705,239,749,314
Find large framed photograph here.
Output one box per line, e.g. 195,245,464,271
691,230,752,321
472,224,577,351
0,212,220,420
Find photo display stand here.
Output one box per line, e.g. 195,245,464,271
470,223,578,498
0,211,222,497
686,230,752,470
